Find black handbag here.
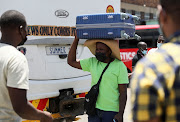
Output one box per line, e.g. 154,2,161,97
84,61,111,116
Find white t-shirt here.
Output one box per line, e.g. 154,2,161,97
0,43,29,122
148,48,158,55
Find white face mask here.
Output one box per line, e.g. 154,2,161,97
157,43,162,48
142,50,147,55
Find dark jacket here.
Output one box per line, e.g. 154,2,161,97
132,50,144,69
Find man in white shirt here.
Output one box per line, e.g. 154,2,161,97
148,35,165,54
0,10,53,122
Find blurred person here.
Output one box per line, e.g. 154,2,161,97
130,0,180,121
148,35,165,54
0,10,53,122
128,42,147,79
68,34,129,122
132,42,147,70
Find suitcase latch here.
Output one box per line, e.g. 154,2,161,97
83,33,88,36
108,32,113,35
83,16,88,20
107,15,114,19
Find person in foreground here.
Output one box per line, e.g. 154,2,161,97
130,0,180,121
0,10,53,122
68,34,129,122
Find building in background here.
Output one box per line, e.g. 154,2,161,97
121,0,159,25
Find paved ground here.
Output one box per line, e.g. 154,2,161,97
74,88,132,122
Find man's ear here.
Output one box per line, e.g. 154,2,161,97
19,25,24,35
159,6,168,26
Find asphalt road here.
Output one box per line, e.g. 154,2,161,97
74,88,132,122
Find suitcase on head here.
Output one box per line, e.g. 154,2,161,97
76,13,140,40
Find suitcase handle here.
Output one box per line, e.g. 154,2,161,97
108,32,113,35
83,33,88,36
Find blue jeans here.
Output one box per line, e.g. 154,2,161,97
88,109,118,122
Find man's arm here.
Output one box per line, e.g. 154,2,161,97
8,87,53,122
67,34,82,69
114,84,127,122
128,72,133,79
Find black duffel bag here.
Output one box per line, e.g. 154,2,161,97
84,61,111,116
84,83,99,116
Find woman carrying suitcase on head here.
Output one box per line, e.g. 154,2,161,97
68,33,129,122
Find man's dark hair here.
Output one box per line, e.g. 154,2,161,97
0,10,26,28
137,42,147,49
160,0,180,24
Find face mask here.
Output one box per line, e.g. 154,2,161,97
157,43,162,48
18,37,27,46
142,50,147,55
18,25,28,46
95,52,107,62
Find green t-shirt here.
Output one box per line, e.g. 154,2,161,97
80,57,129,112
